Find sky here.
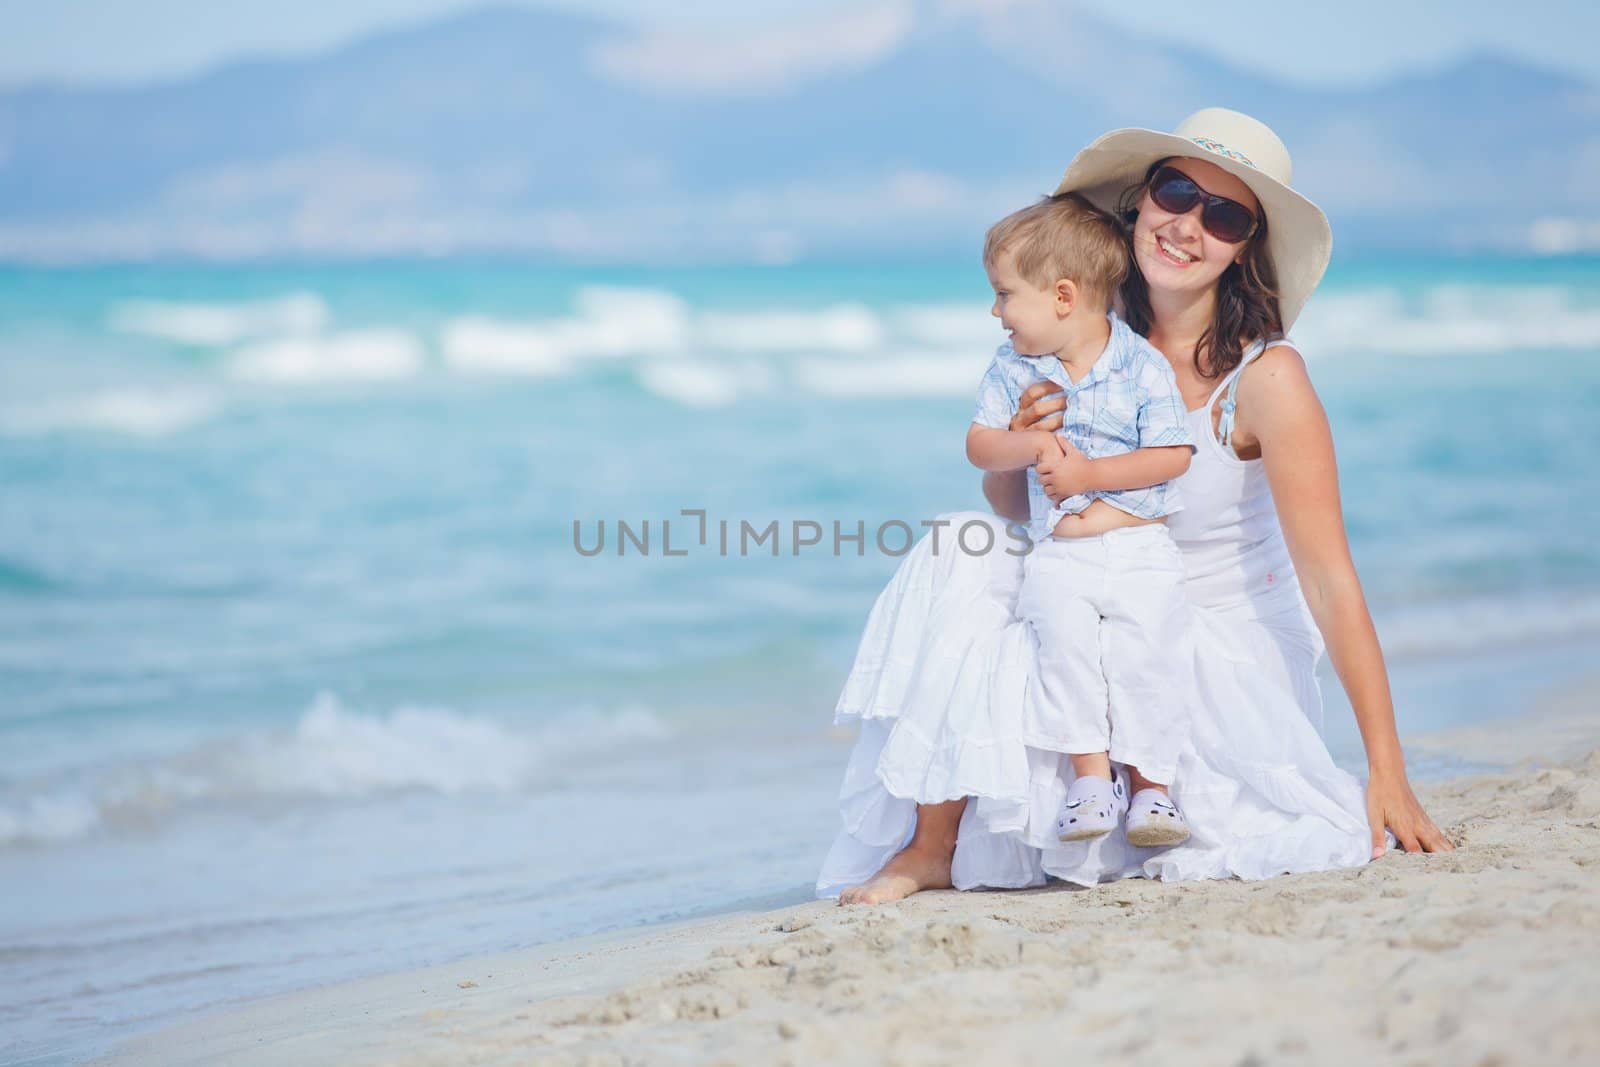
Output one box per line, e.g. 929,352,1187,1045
0,0,1594,90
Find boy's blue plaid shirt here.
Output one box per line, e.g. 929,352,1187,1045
972,312,1194,542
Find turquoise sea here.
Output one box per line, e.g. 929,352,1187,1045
3,255,1600,1064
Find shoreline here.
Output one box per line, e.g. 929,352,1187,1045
92,909,788,1067
95,678,1600,1067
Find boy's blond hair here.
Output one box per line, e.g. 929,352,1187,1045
983,193,1129,308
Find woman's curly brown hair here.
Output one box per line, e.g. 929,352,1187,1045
1116,160,1284,380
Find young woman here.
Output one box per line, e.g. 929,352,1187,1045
819,109,1451,904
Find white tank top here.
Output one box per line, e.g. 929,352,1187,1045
1166,339,1302,619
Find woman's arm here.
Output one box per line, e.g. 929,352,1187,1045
1236,346,1452,855
983,471,1031,522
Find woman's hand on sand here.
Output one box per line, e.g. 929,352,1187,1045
1366,772,1454,856
1009,381,1067,434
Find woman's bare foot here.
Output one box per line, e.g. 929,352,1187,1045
838,798,965,905
838,843,954,905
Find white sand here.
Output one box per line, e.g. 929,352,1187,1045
100,694,1600,1067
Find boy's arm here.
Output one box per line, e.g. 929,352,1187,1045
1075,444,1192,492
969,353,1059,473
1038,442,1191,503
966,424,1058,472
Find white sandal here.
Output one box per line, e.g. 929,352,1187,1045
1125,788,1190,847
1054,770,1128,842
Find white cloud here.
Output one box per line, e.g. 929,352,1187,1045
1527,217,1600,255
590,1,915,95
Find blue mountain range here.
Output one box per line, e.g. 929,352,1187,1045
0,1,1594,262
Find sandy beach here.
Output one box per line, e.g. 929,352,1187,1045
91,679,1600,1067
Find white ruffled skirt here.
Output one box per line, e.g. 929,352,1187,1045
815,512,1376,895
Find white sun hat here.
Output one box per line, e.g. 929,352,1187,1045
1052,107,1331,330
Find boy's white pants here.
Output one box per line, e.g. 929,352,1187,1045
1014,523,1194,784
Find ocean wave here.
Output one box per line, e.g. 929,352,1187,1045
59,280,1600,415
0,556,58,594
884,303,1001,349
225,329,425,384
697,304,885,353
617,342,984,406
864,287,1600,364
636,361,740,407
1296,285,1600,357
438,293,973,382
440,316,571,376
436,295,995,401
571,285,694,357
438,286,692,377
437,281,1600,386
0,386,224,437
109,292,329,346
635,359,778,407
793,351,981,396
1376,590,1600,660
0,693,670,848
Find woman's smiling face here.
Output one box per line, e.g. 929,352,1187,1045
1132,156,1261,299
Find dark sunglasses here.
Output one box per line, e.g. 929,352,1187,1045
1146,165,1258,244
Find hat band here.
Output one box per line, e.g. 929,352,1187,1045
1189,136,1256,169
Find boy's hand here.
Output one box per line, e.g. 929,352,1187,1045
1036,435,1091,503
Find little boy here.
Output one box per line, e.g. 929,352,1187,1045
968,193,1197,849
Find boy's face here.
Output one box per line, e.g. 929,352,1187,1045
986,247,1069,358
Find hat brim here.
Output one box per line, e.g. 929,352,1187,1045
1053,127,1331,332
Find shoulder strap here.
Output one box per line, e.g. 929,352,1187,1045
1216,338,1294,451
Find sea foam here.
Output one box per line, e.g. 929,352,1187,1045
0,694,670,848
226,329,425,384
0,386,224,437
1295,285,1600,357
1376,590,1600,661
441,286,692,376
441,316,571,376
109,292,329,345
793,351,980,396
697,304,885,353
